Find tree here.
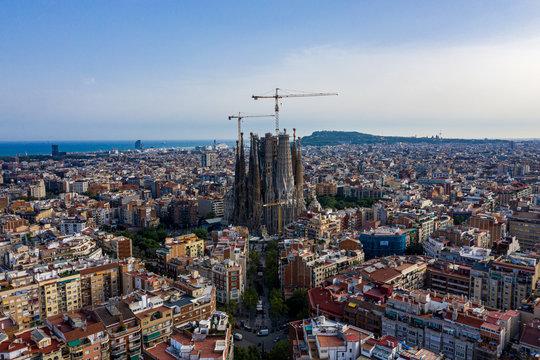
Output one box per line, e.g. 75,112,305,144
249,251,261,267
228,299,238,314
234,346,261,360
286,288,309,320
405,242,424,255
116,227,167,260
268,341,289,360
264,241,280,289
269,289,287,318
243,286,258,310
453,215,468,226
202,211,217,220
194,228,209,240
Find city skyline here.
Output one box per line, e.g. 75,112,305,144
2,1,540,140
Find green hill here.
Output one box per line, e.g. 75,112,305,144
300,131,508,146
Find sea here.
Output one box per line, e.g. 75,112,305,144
0,140,236,157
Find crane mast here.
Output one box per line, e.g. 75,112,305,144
252,88,338,134
262,201,288,235
228,113,275,145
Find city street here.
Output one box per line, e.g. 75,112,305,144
233,241,288,354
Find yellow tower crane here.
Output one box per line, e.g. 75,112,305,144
228,113,275,145
262,201,288,235
252,88,338,135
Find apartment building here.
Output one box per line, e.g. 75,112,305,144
47,310,110,360
36,271,81,318
471,253,540,311
354,256,428,291
467,213,507,246
93,302,142,360
211,259,243,305
280,248,363,297
426,262,471,298
8,327,64,360
135,305,173,349
59,217,87,235
508,208,540,252
156,234,204,272
145,311,233,360
0,276,41,329
316,182,337,196
519,318,540,360
111,236,132,259
80,263,121,308
197,196,224,218
289,316,374,360
158,285,216,328
381,289,519,360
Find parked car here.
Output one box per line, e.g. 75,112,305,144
234,333,243,341
273,336,280,343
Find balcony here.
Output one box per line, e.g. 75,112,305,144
111,338,126,347
111,347,127,356
143,331,161,341
111,354,127,360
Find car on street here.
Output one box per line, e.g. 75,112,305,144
257,329,269,336
273,336,280,343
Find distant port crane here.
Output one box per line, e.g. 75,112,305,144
228,113,275,144
252,88,338,135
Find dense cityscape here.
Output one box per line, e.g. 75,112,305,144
3,2,540,360
0,134,537,360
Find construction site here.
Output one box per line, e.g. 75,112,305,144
230,88,337,235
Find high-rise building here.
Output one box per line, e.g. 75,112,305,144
201,152,217,167
508,209,540,252
135,140,143,150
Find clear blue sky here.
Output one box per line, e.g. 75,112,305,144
1,1,540,140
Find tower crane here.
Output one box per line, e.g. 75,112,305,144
252,88,338,135
262,200,288,236
228,113,275,145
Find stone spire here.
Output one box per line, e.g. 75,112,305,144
275,130,295,232
247,133,262,231
233,133,247,226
